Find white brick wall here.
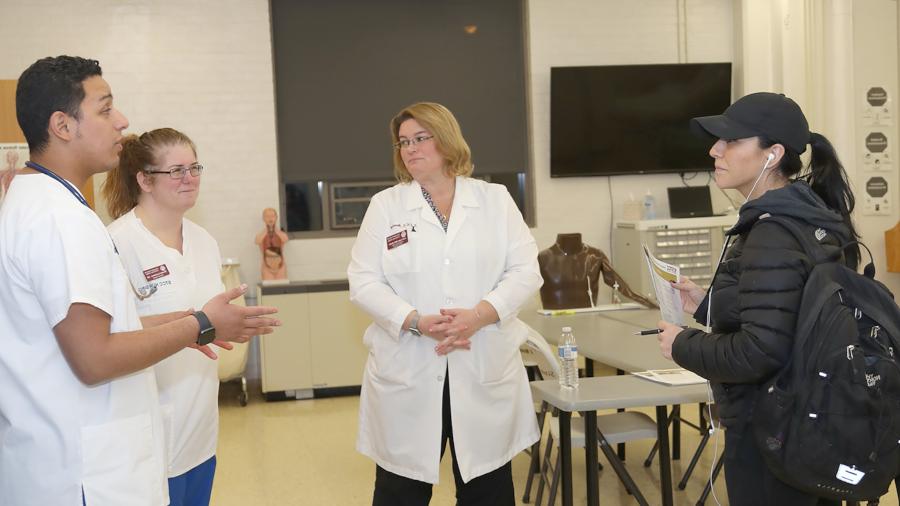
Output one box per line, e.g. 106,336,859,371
0,0,733,290
0,0,280,288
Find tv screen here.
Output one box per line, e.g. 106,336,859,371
550,63,732,177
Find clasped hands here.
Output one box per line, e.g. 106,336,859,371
418,308,482,356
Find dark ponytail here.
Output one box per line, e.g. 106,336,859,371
759,133,860,270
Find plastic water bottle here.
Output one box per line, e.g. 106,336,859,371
558,326,579,389
643,190,656,220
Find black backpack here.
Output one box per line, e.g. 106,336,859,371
752,215,900,501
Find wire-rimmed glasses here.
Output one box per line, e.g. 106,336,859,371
146,163,204,179
393,135,434,150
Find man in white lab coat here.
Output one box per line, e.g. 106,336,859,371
0,55,279,506
349,102,543,505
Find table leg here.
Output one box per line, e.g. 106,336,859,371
560,411,573,506
673,404,681,460
583,410,599,506
616,368,625,461
656,405,674,506
699,402,707,433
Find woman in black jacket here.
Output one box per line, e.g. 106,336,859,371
656,92,859,505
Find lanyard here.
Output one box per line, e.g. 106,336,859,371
24,160,119,255
25,161,90,208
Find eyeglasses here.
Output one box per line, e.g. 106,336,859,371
393,135,434,150
145,163,204,179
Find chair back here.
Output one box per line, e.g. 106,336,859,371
522,324,560,381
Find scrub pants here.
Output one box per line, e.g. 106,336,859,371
168,455,217,506
723,426,839,506
372,370,515,506
81,457,216,506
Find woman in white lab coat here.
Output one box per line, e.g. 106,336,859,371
102,128,224,506
348,102,543,506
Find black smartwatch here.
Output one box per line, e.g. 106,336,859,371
193,311,217,346
408,313,422,337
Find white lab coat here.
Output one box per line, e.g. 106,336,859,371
348,176,542,484
0,175,167,506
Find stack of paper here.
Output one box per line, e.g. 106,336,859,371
642,245,685,326
632,368,707,386
536,302,643,316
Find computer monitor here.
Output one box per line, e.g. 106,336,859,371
668,186,714,218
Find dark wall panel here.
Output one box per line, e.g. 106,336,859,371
271,0,529,182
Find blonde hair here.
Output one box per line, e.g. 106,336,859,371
102,128,197,219
390,102,473,183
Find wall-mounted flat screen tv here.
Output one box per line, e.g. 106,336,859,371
550,62,732,177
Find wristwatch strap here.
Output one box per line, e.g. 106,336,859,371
193,310,216,346
409,313,422,336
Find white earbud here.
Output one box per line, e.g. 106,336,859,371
744,153,776,204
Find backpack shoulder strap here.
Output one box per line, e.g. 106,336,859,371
752,214,831,265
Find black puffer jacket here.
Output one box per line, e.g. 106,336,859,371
671,181,851,430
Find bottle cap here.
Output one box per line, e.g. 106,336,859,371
562,326,572,332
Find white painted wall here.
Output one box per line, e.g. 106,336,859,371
853,0,900,294
0,0,735,291
526,0,734,276
736,0,900,293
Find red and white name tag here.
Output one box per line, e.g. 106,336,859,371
386,230,409,250
143,264,170,282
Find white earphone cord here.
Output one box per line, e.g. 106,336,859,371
743,153,775,204
705,238,731,506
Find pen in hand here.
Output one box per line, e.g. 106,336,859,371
633,326,688,336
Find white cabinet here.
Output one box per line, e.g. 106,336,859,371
613,216,737,302
258,280,371,400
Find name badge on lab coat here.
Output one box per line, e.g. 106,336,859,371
386,230,408,250
143,264,170,282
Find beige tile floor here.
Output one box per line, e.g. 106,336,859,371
212,380,897,506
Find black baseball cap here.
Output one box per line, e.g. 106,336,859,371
690,92,810,154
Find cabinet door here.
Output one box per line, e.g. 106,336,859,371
259,292,313,393
308,291,371,388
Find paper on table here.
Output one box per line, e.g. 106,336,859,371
632,368,707,386
642,244,684,326
536,302,643,316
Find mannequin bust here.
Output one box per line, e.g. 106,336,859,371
261,246,288,281
255,207,289,252
256,207,289,280
538,233,657,310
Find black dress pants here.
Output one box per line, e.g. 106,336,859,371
372,371,515,506
723,425,840,506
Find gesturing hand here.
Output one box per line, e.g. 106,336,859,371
201,284,281,342
190,340,234,360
